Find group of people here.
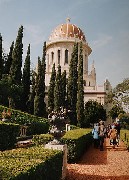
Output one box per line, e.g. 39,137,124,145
92,119,121,151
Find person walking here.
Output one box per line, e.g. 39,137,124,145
98,120,106,151
92,123,99,148
115,121,121,145
108,123,118,149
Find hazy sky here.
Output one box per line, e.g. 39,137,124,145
0,0,129,88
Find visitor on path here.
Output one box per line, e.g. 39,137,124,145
105,124,111,138
108,123,118,148
98,120,106,151
92,123,99,148
115,120,121,145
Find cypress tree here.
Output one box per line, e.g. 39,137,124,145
22,44,30,112
48,63,56,112
54,64,62,112
27,70,36,114
9,25,23,85
0,33,3,80
41,41,46,116
61,70,67,108
67,42,78,125
4,41,14,75
76,42,84,127
34,57,46,117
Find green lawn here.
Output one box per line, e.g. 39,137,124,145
120,129,129,149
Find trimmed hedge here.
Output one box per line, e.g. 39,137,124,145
0,122,20,151
0,105,49,135
61,128,92,163
32,134,54,146
0,145,63,180
70,125,80,130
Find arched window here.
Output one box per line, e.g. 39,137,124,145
51,52,54,63
83,80,86,86
65,49,68,64
58,50,60,64
89,81,90,86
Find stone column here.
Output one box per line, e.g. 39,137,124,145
66,124,70,131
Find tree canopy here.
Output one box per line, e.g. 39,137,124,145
84,100,106,127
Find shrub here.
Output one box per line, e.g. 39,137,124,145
0,145,63,180
0,122,20,151
26,121,49,136
61,128,92,163
32,134,54,146
0,105,49,136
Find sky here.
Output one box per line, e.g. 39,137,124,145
0,0,129,88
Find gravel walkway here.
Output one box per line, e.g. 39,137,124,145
66,138,129,180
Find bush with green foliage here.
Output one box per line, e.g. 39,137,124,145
84,100,106,127
26,121,49,136
0,105,49,135
32,134,54,146
61,128,92,163
0,145,63,180
0,122,20,151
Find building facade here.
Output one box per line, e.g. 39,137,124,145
45,19,112,106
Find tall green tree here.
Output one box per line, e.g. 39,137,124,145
0,33,3,80
84,100,106,127
34,57,46,117
67,42,78,125
0,75,10,106
4,41,14,75
109,104,125,120
54,65,62,112
41,41,46,115
48,63,56,112
76,42,84,127
22,44,31,112
0,75,22,108
27,70,36,114
113,78,129,111
7,26,23,109
9,25,23,85
61,70,67,108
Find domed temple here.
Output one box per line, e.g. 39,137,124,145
45,18,112,107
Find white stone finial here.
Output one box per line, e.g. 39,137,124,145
66,17,70,23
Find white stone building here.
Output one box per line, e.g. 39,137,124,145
45,18,112,106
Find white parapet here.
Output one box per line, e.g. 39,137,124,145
45,143,67,180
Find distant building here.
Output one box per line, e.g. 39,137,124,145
45,18,112,107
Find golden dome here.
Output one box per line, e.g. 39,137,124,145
49,19,86,42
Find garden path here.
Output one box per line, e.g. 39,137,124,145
66,138,129,180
